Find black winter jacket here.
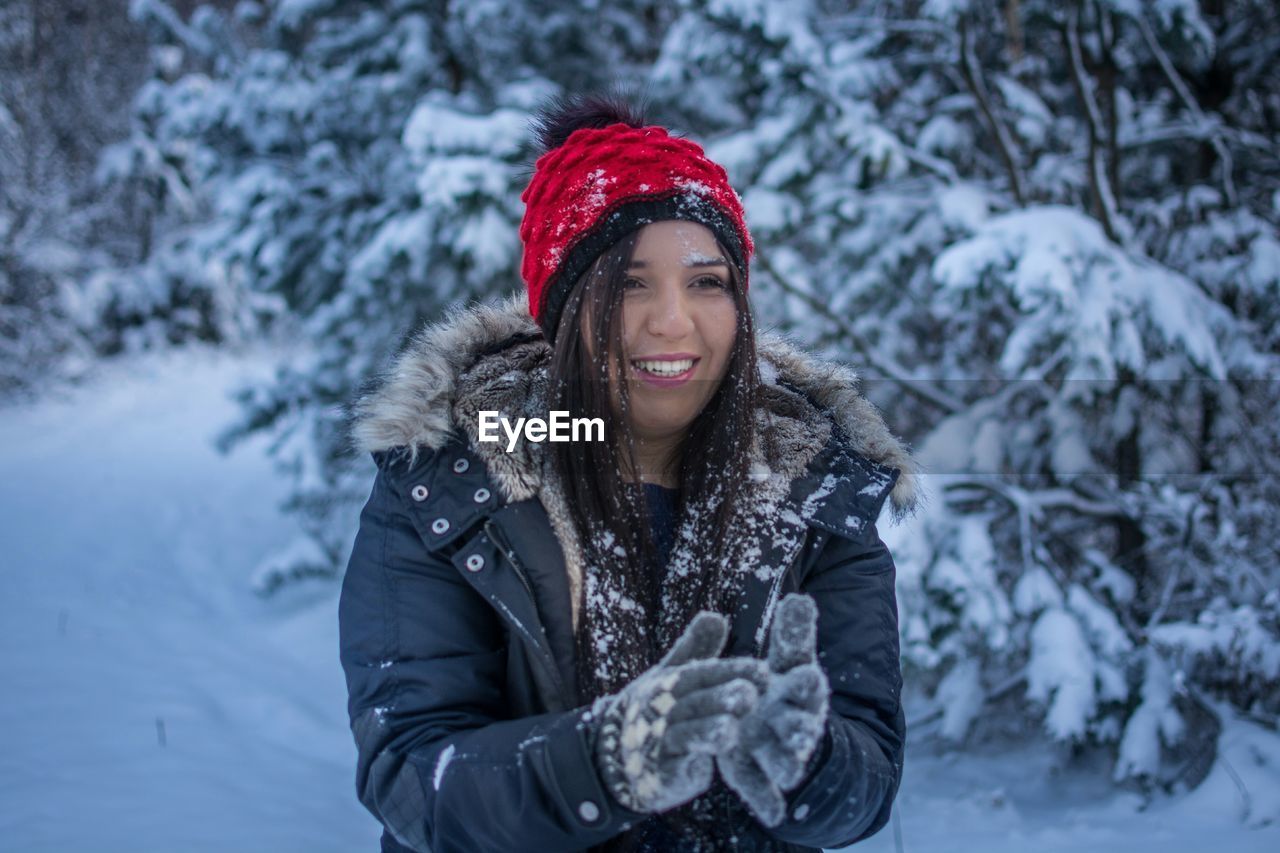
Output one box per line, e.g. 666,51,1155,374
339,292,922,853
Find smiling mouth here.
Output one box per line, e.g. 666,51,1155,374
630,357,699,377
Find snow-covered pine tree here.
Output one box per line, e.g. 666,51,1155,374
0,0,159,391
643,0,1280,793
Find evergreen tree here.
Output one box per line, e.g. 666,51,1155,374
0,0,160,391
637,0,1280,793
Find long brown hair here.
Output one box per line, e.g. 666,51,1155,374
545,227,760,705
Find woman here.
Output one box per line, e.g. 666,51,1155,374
339,93,921,853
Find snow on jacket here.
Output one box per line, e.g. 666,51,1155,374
339,291,922,853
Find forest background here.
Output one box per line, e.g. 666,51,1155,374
2,0,1277,846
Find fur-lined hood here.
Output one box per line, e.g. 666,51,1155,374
350,289,921,517
349,290,921,635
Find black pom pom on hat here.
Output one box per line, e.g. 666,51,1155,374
529,87,651,156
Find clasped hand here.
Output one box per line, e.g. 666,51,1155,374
592,594,830,826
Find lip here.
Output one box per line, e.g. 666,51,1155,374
630,355,700,388
630,352,699,361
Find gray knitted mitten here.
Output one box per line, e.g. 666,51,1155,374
593,611,769,814
717,594,831,827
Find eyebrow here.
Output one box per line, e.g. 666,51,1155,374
627,258,729,269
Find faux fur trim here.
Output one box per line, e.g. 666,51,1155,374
350,290,923,633
350,289,922,515
350,291,536,470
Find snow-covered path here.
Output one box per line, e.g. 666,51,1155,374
0,346,380,852
1,345,1274,852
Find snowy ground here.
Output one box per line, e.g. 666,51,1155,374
1,345,1274,852
853,716,1279,853
0,345,380,852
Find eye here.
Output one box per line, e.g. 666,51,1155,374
622,277,645,290
693,275,729,290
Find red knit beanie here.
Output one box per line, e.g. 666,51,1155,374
519,122,754,342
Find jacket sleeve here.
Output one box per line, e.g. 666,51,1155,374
763,520,906,848
338,455,646,852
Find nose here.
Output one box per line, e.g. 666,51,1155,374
646,282,695,339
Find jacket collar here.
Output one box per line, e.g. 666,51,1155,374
349,291,922,633
351,289,920,515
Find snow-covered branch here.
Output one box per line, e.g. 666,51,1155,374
958,17,1026,206
942,477,1127,520
754,249,965,415
825,15,950,37
901,145,961,184
1135,12,1238,207
1064,3,1121,243
128,0,217,60
908,668,1028,735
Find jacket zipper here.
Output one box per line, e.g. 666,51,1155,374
752,526,816,657
484,519,537,603
754,568,789,658
482,519,570,703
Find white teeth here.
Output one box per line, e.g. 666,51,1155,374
632,358,695,376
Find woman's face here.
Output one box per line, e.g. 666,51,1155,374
614,220,738,445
